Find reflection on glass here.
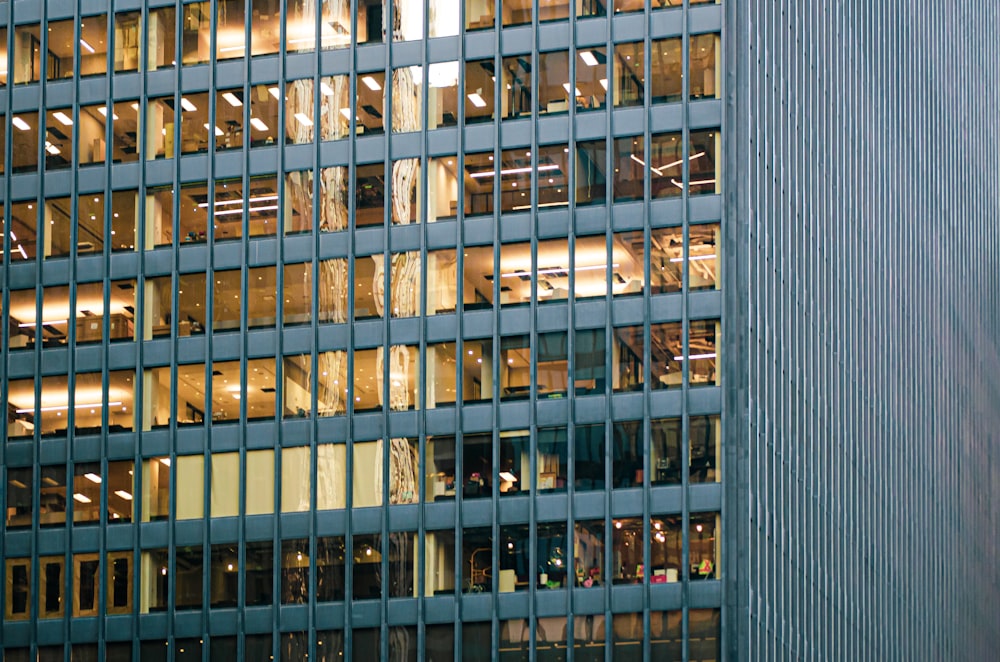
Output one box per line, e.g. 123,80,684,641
426,249,457,314
464,60,495,124
501,55,532,120
286,79,315,145
427,63,459,128
147,6,177,70
690,34,721,99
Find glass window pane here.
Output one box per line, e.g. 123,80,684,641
5,468,33,528
427,63,459,129
181,2,212,65
464,60,495,124
538,51,570,115
319,75,351,140
281,447,311,512
286,79,315,145
690,34,721,100
577,48,607,109
357,72,385,134
316,536,346,601
246,450,275,515
114,12,141,72
536,427,568,492
501,55,531,120
250,83,280,146
650,37,682,103
245,541,274,606
425,436,456,503
613,42,643,107
175,454,205,520
147,7,177,70
317,443,348,510
462,527,492,592
353,534,382,599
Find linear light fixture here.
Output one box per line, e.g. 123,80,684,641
249,117,269,132
320,81,336,96
470,164,559,179
199,195,278,209
97,106,119,120
499,471,518,482
19,319,68,328
180,97,197,112
53,111,74,126
467,92,487,108
213,205,279,217
80,39,96,54
267,87,281,100
562,83,582,97
114,490,133,501
12,116,31,131
204,123,224,137
73,493,93,504
222,92,243,107
15,401,123,414
294,112,314,126
668,254,717,263
512,200,570,211
361,75,382,91
672,353,717,361
84,473,102,484
579,51,599,67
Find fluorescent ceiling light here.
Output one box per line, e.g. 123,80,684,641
199,195,278,209
17,245,28,260
579,51,599,67
114,490,133,500
80,39,96,54
470,164,559,179
599,78,608,90
249,117,269,132
562,83,582,96
672,352,717,361
45,142,61,155
499,471,518,482
73,493,93,504
669,254,717,263
12,116,31,131
84,473,102,484
340,108,352,120
97,106,119,120
320,81,335,96
512,201,570,211
219,45,246,53
222,92,243,107
18,320,68,328
267,87,281,100
361,75,382,91
213,205,278,217
204,123,224,137
467,92,487,108
53,111,73,126
294,112,314,126
159,458,171,467
180,97,197,112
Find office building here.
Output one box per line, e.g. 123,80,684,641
2,0,997,660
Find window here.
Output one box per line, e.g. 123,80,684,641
466,0,496,30
464,60,495,124
357,72,385,134
393,66,423,133
141,458,171,521
316,536,347,600
577,48,608,109
286,78,315,144
574,521,605,588
501,55,532,120
353,534,382,599
575,424,605,490
319,75,351,141
44,108,74,171
427,63,459,128
5,468,33,528
536,427,568,492
11,112,39,173
181,2,212,65
114,12,141,71
246,541,274,606
537,52,570,115
5,559,31,621
425,436,456,503
144,97,175,160
147,6,177,70
281,539,309,604
73,461,135,524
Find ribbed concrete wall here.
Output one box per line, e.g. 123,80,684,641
723,2,1000,659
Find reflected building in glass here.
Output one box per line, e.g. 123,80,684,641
9,0,995,661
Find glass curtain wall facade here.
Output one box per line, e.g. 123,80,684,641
1,0,723,660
